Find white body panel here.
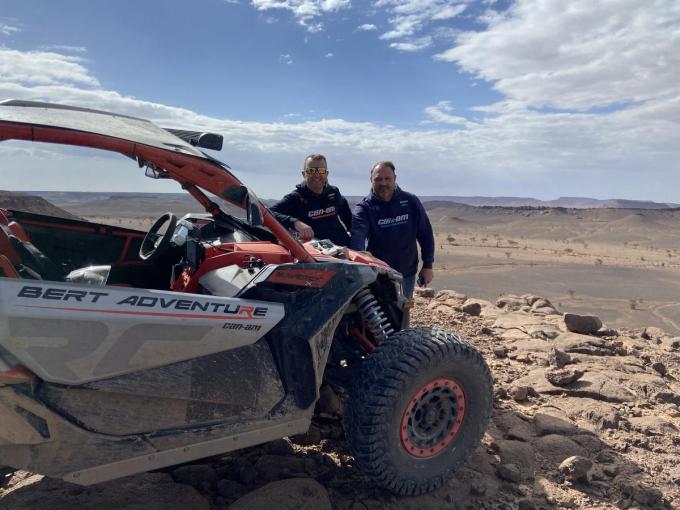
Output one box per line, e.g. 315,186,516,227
0,279,284,384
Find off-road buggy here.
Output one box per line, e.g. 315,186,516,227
0,100,492,495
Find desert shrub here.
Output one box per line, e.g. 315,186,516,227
595,258,603,265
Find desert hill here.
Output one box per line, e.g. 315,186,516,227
350,196,679,209
30,191,247,219
1,290,677,509
0,191,77,219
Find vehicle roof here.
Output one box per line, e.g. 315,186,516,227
0,100,207,159
0,99,315,262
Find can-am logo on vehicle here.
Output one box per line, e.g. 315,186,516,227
16,285,268,319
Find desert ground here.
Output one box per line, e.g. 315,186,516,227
426,205,680,335
75,198,680,335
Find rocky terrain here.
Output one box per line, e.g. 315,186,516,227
1,290,678,510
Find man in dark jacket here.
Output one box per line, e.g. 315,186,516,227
270,154,352,246
350,160,434,299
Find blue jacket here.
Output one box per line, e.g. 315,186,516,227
350,187,434,277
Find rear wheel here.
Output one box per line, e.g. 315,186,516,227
344,327,492,495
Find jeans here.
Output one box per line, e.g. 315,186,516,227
402,274,416,300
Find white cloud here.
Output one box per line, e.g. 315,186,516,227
423,101,473,126
436,0,680,111
376,0,467,45
357,23,377,31
39,45,87,54
250,0,350,31
389,35,432,52
325,52,334,58
1,46,679,201
0,49,99,86
279,53,294,64
0,23,20,36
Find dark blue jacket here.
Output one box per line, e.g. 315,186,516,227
270,183,352,246
350,187,434,277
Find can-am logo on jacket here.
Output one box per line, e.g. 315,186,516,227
377,214,409,227
308,206,336,219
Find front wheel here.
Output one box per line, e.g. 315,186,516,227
344,327,493,495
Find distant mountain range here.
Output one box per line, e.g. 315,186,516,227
346,196,680,209
1,192,678,219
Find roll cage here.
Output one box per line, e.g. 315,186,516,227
0,99,314,262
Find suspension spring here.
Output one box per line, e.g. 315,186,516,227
353,288,394,342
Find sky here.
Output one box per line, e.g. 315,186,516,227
0,0,679,201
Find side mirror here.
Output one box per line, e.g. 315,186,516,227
245,190,264,227
144,163,170,179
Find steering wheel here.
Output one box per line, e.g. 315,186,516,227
140,212,178,261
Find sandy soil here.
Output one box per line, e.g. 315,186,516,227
428,207,680,335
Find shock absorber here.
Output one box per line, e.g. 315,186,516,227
353,288,394,342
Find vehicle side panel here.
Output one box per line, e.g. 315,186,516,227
0,279,285,384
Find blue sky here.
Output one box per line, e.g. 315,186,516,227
0,0,679,201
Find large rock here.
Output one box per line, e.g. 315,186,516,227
545,368,584,386
495,440,535,481
548,348,571,368
514,368,640,403
628,416,679,436
641,326,666,340
227,478,331,510
435,289,467,302
0,473,210,510
493,313,546,331
553,332,613,355
496,294,526,311
461,301,482,316
562,399,621,430
618,478,664,506
535,435,588,465
562,313,602,334
534,411,580,436
558,456,593,482
254,455,306,481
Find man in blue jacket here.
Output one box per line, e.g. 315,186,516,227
350,160,434,299
270,154,352,246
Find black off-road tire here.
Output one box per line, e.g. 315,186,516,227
344,327,493,495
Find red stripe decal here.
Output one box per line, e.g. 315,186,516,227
17,304,265,320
